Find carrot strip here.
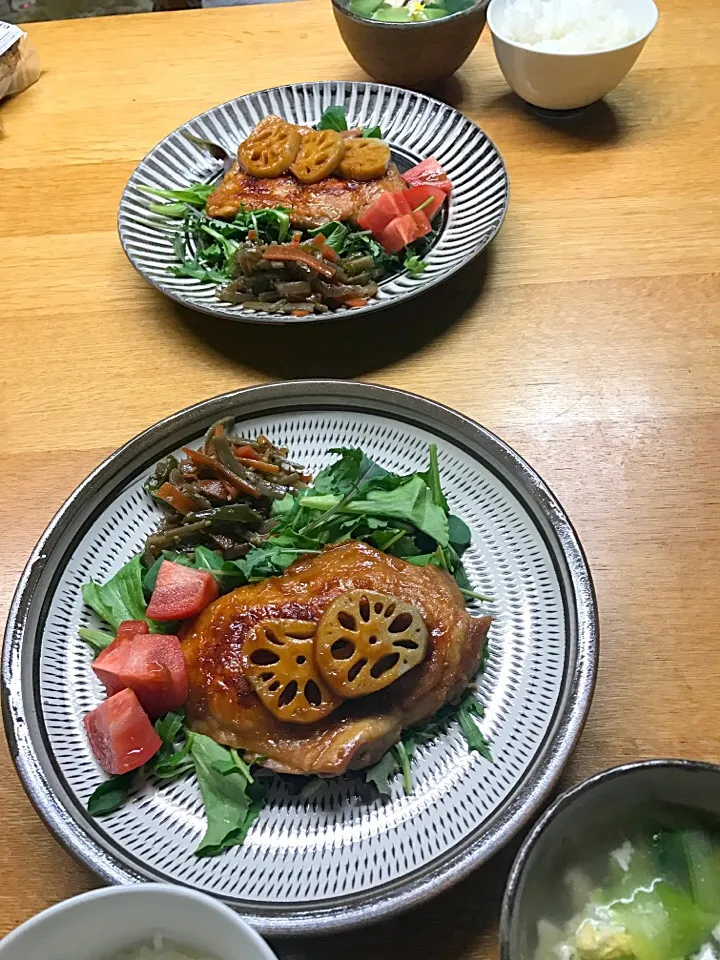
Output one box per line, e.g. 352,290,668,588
181,447,262,498
345,298,369,308
236,457,281,474
155,483,198,516
233,443,260,460
262,244,336,278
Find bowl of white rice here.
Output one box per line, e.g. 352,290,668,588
487,0,658,109
0,885,279,960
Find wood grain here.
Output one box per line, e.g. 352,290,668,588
1,0,719,951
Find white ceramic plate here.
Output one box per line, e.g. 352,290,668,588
118,81,509,324
2,382,596,935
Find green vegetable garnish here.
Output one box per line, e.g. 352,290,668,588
189,732,265,856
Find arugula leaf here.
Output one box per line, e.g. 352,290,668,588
87,771,136,816
364,751,399,796
138,183,214,207
448,514,472,554
310,221,349,252
316,105,348,132
299,777,326,800
312,447,388,497
190,732,265,856
393,741,413,794
457,697,492,760
403,253,426,277
82,555,151,631
301,475,449,546
148,710,196,780
149,201,187,219
78,627,115,655
421,443,448,511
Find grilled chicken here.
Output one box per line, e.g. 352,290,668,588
182,541,491,776
206,160,408,229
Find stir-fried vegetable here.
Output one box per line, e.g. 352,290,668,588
142,423,310,564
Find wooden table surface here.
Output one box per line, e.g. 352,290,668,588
1,0,719,952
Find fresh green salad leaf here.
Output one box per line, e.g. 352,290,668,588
87,771,137,816
316,106,384,140
150,711,195,780
364,689,491,796
457,697,492,760
82,554,150,631
78,627,115,654
363,751,398,797
189,732,266,856
300,474,449,546
139,183,215,207
317,105,348,132
403,253,427,277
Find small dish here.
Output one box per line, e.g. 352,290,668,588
500,759,720,960
0,884,278,960
332,0,490,88
487,0,658,110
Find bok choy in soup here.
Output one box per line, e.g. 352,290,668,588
535,807,720,960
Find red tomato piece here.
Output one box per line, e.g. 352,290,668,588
84,688,161,775
357,190,411,234
93,633,188,717
402,158,452,195
379,210,432,253
116,620,149,641
402,185,446,221
145,560,219,622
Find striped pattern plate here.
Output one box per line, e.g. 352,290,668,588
2,382,596,936
118,81,509,323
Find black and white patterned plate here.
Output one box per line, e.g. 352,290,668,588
118,81,509,324
2,382,596,935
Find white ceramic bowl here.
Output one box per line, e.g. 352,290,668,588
0,885,279,960
487,0,658,110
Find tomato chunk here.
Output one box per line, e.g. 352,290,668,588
93,633,188,717
145,560,219,622
402,185,446,221
357,190,411,234
84,688,161,775
116,620,149,641
402,158,452,195
379,210,432,253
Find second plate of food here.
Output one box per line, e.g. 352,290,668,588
3,382,595,935
118,81,509,323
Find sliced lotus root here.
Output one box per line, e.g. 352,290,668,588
337,138,391,181
238,117,302,178
315,591,429,698
291,129,345,184
241,619,343,725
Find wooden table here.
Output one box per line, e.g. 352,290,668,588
1,0,719,951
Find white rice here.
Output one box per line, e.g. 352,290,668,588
495,0,639,53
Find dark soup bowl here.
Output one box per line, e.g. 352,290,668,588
332,0,490,89
501,760,720,960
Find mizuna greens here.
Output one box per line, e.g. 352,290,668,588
81,443,491,856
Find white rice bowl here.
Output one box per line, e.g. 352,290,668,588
495,0,639,53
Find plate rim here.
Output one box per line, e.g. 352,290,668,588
2,380,596,935
117,79,510,326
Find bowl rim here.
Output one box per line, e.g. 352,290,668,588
333,0,489,30
499,757,720,960
0,883,278,958
487,0,658,57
